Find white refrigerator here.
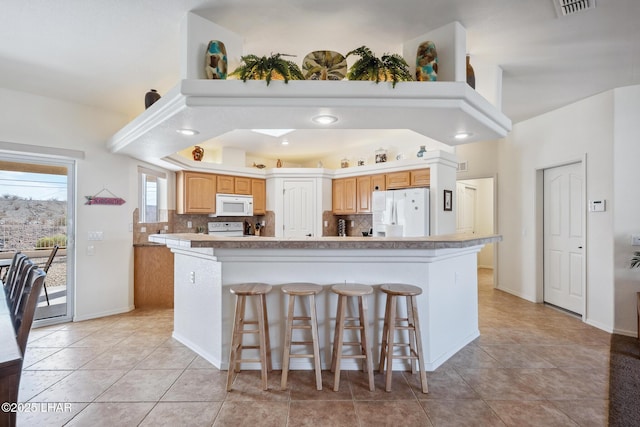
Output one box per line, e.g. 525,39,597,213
372,188,430,237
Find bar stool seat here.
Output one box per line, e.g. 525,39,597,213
378,283,428,393
226,283,272,391
330,283,375,392
281,283,323,390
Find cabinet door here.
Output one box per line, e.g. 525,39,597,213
177,171,216,214
357,175,372,213
343,178,357,214
217,175,235,194
235,177,252,195
332,179,345,214
371,174,386,191
410,169,430,187
386,171,410,189
251,179,266,214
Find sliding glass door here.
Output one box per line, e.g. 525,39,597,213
0,154,75,325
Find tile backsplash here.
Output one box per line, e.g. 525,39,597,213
322,211,372,237
132,208,273,244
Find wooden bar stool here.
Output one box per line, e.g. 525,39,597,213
280,283,323,390
378,283,428,393
226,283,272,391
330,283,375,392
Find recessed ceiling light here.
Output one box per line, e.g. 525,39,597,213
251,129,294,137
176,128,199,136
312,115,338,125
454,132,472,140
281,140,289,145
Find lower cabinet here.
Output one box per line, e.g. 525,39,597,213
134,245,174,308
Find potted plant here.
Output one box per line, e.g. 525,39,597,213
346,46,413,87
230,53,304,85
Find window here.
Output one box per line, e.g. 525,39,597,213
138,166,167,223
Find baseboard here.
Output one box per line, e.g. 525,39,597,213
172,331,221,368
612,327,636,337
73,305,135,322
584,318,614,334
494,285,537,303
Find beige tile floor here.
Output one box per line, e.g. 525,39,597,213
18,269,610,426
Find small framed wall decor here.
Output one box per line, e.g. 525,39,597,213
443,189,453,211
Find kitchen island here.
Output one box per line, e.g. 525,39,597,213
149,233,500,372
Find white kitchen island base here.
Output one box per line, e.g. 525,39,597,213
151,234,500,372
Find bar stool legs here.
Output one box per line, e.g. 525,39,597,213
379,284,428,393
226,283,272,391
330,284,375,392
281,283,323,390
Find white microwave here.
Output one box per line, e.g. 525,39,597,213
213,194,253,217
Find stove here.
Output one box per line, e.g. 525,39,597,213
207,221,245,236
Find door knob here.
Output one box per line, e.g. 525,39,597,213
305,234,312,237
578,246,583,249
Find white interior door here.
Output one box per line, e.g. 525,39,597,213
456,182,476,234
543,162,584,314
283,180,315,238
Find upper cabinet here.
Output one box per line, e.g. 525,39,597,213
176,171,216,214
357,176,373,213
217,175,251,195
410,169,431,187
386,171,411,190
332,178,357,215
333,168,430,214
177,172,266,215
251,179,266,215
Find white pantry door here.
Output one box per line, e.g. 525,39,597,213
543,162,584,314
283,180,315,237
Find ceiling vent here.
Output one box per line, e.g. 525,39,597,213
554,0,596,17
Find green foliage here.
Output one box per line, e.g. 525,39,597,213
54,216,66,226
230,53,304,85
346,46,413,87
632,251,640,268
36,234,67,249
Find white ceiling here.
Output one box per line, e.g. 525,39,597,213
2,0,639,161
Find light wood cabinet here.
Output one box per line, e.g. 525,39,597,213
216,175,235,194
411,169,431,187
371,174,386,191
386,171,411,189
134,245,174,308
217,175,252,195
235,177,252,195
251,179,266,215
176,171,216,214
332,178,357,214
357,175,373,213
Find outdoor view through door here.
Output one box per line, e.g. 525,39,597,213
0,157,74,323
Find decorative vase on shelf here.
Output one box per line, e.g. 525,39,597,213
192,146,204,161
416,41,438,82
341,158,349,168
466,55,476,89
144,89,161,109
417,145,427,158
276,159,283,168
205,40,228,80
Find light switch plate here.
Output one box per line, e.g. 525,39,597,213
589,200,606,212
632,234,640,246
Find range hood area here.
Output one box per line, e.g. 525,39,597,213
106,15,512,169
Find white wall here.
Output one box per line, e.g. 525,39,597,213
0,88,137,321
497,91,614,332
613,85,640,335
